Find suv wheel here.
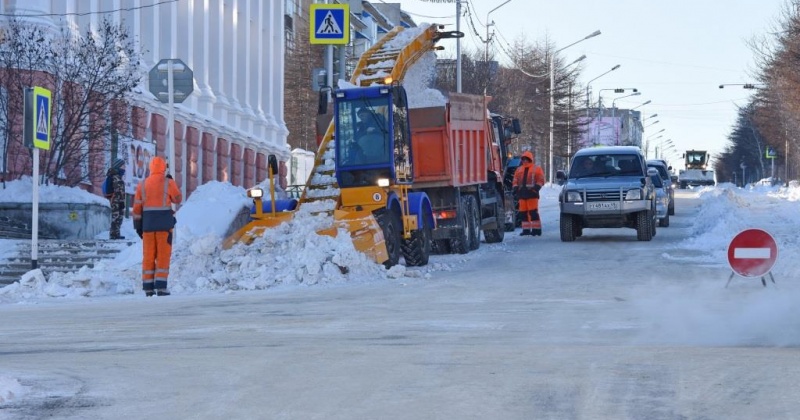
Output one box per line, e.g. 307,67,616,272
636,210,653,241
560,214,576,242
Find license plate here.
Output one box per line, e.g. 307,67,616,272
586,201,619,211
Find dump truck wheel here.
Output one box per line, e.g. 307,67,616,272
466,195,481,251
432,239,451,254
449,196,470,254
484,200,505,243
402,214,431,267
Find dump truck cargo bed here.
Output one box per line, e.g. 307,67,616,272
410,93,491,188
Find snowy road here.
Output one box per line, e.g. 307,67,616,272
2,190,799,419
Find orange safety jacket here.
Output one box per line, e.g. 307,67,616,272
132,157,182,231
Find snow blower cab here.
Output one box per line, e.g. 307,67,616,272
334,84,413,189
332,84,435,268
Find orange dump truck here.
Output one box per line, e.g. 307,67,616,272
409,93,514,253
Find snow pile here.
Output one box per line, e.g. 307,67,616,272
383,24,428,50
404,51,447,109
0,176,107,205
0,180,442,302
632,183,800,347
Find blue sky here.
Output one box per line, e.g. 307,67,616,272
394,0,784,167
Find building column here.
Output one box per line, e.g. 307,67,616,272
196,0,216,115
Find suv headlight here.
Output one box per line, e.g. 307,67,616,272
624,189,642,200
566,191,582,202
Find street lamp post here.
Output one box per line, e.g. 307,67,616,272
484,0,513,63
585,64,621,117
549,29,601,182
645,129,665,158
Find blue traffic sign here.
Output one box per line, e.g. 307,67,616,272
310,4,349,45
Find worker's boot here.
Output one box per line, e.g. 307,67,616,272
531,228,542,236
520,229,531,236
155,280,169,296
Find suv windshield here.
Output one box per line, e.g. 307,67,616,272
570,154,642,178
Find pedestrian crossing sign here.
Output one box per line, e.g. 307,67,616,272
310,3,349,45
31,86,52,150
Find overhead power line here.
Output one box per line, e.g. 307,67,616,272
376,0,456,19
0,0,179,17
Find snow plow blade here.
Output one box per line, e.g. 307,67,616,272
221,212,295,250
326,209,389,266
221,204,388,266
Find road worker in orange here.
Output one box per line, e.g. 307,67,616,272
512,150,545,236
132,156,182,296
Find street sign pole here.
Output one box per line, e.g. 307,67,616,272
24,86,52,270
167,59,175,181
150,58,193,200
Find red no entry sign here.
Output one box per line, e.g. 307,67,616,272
727,228,778,277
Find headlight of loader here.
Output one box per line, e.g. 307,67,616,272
624,189,642,200
376,178,390,187
247,188,264,198
566,191,582,202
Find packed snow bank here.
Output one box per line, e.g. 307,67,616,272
0,176,107,205
0,181,446,302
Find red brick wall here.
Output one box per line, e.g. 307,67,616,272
202,132,216,184
185,127,200,195
216,138,229,182
243,148,255,188
230,143,243,187
256,152,267,184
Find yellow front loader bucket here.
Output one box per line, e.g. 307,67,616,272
327,209,389,265
221,211,295,250
221,195,389,266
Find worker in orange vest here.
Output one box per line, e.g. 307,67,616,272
132,156,182,296
512,150,545,236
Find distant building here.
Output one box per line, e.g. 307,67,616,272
580,108,643,149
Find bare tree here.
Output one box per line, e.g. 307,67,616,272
0,19,51,179
0,17,143,186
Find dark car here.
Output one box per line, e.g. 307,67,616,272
646,159,675,215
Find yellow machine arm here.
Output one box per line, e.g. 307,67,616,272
225,25,452,265
299,24,445,209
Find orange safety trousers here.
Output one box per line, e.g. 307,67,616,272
141,230,173,292
518,198,542,231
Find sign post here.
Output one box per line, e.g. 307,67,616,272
23,86,52,270
309,4,349,100
726,228,778,287
149,58,194,200
765,146,777,181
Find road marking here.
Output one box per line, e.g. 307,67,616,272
733,247,771,259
